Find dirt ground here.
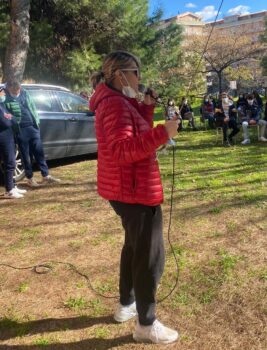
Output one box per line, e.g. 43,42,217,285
0,147,266,350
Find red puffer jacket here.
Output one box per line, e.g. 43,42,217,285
90,83,169,206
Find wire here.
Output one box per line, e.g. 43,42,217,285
0,261,118,299
157,0,225,302
157,146,179,303
187,0,225,93
0,0,225,304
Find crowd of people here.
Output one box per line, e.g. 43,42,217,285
165,91,267,147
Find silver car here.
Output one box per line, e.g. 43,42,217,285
0,84,97,181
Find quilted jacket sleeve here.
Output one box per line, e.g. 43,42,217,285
101,97,168,165
138,103,154,127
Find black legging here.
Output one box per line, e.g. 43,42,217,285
109,201,165,326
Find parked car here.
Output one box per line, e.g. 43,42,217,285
0,83,97,182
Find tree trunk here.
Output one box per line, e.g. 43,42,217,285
3,0,30,84
218,71,222,94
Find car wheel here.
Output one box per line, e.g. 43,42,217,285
14,147,25,182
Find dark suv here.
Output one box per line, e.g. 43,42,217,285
0,84,97,181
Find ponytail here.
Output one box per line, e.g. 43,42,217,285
90,71,105,90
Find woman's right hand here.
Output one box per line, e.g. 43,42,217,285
164,119,179,138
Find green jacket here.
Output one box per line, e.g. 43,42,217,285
4,89,40,130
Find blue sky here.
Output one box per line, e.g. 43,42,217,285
149,0,267,21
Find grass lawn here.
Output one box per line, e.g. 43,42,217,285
0,127,266,349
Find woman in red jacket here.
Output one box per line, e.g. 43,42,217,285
90,51,178,344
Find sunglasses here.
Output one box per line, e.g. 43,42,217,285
121,68,140,78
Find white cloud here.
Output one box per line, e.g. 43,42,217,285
185,3,197,8
195,6,219,21
228,5,250,15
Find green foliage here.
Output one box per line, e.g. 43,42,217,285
258,16,267,77
1,0,184,93
62,46,101,91
261,55,267,75
143,23,184,99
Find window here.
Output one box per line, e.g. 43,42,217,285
56,91,89,113
28,90,54,112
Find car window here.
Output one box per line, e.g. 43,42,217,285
27,90,54,112
56,91,89,113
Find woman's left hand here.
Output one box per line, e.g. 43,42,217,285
143,89,158,105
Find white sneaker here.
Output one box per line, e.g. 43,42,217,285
114,302,137,322
4,188,24,199
241,139,250,145
41,175,61,184
27,178,40,187
259,136,267,142
14,186,27,194
133,319,179,344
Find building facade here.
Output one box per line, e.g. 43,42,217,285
158,11,267,92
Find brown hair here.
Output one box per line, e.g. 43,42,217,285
90,51,140,89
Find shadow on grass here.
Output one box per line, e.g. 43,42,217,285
0,335,133,350
0,315,134,349
171,193,267,218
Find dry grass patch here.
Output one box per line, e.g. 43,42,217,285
0,131,266,349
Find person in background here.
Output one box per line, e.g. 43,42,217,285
0,88,27,198
252,91,263,114
214,92,240,146
241,94,267,144
4,81,60,187
179,96,197,130
200,95,215,128
90,51,179,345
236,93,247,122
165,98,180,145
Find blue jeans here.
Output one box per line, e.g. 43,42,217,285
0,128,16,192
17,126,49,179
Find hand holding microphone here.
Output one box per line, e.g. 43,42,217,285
138,84,162,105
164,118,179,138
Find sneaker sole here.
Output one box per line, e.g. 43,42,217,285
114,313,137,323
133,333,179,344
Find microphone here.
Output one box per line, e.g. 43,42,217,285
138,84,162,104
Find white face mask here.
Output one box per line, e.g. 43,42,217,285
223,97,229,104
0,95,6,103
11,93,20,98
120,72,137,98
248,100,253,105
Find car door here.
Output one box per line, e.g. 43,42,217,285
55,91,97,157
27,89,68,160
